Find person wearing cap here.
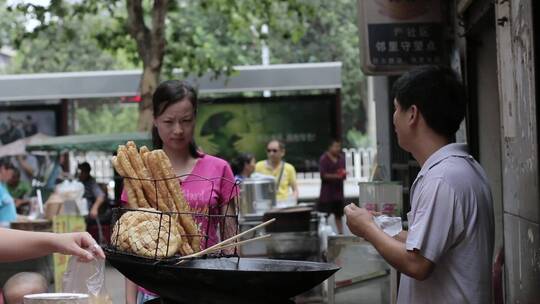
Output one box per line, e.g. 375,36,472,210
77,162,105,220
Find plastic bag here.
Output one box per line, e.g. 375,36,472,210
62,253,112,304
56,180,85,202
56,180,88,216
373,215,402,237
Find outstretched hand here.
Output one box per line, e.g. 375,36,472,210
52,232,105,262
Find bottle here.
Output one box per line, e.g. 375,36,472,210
319,216,336,253
319,216,328,252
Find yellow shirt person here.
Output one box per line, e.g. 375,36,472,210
255,161,297,201
255,139,299,202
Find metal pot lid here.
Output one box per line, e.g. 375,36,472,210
264,206,313,214
24,293,89,299
241,177,275,184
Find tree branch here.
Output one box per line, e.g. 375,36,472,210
126,0,151,63
150,0,168,70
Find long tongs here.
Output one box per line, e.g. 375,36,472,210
175,218,275,263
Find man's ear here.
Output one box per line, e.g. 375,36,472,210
408,105,420,126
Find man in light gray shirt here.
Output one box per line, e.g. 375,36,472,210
345,65,494,303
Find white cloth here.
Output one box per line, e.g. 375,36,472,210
397,143,494,304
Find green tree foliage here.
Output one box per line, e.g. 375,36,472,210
8,0,313,130
0,1,135,73
8,16,133,73
0,0,25,49
75,103,138,134
6,0,366,145
265,0,366,145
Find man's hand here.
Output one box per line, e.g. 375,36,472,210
90,205,99,219
344,203,379,239
337,168,347,179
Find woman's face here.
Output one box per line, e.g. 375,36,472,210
154,98,196,151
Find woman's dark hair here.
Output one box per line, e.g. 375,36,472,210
232,152,255,175
328,138,341,147
391,65,466,140
152,80,199,157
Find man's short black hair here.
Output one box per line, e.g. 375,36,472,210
78,162,91,173
0,158,14,170
392,65,466,140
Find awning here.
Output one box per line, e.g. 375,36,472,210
0,62,342,103
0,133,50,157
26,132,152,153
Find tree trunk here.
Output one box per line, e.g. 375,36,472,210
126,0,168,131
137,66,159,131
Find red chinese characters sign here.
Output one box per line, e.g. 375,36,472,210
358,0,445,75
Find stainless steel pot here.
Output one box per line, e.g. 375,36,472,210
239,178,276,216
266,231,320,259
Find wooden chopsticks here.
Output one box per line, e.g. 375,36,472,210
210,234,271,252
175,218,275,263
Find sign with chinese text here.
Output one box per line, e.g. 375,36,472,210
358,0,445,75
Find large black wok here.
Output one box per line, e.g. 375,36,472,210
105,248,339,304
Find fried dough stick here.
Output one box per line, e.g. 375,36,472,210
151,150,197,253
155,150,201,251
125,142,159,209
146,150,194,255
139,146,174,213
116,145,150,208
111,156,138,209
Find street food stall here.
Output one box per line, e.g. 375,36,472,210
101,141,339,303
21,132,152,291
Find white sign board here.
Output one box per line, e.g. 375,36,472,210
358,0,445,75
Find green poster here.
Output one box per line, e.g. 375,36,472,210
195,94,337,171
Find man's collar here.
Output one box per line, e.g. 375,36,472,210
266,160,283,169
418,143,471,177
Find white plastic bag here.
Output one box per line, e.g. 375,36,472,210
56,180,87,216
373,215,402,237
62,253,112,304
56,180,85,202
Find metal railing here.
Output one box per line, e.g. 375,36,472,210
297,147,376,182
69,147,377,184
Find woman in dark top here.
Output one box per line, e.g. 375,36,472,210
317,139,346,234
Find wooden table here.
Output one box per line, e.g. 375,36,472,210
10,219,53,232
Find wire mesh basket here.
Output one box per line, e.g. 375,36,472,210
109,173,240,262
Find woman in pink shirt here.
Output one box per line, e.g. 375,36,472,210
124,80,238,304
